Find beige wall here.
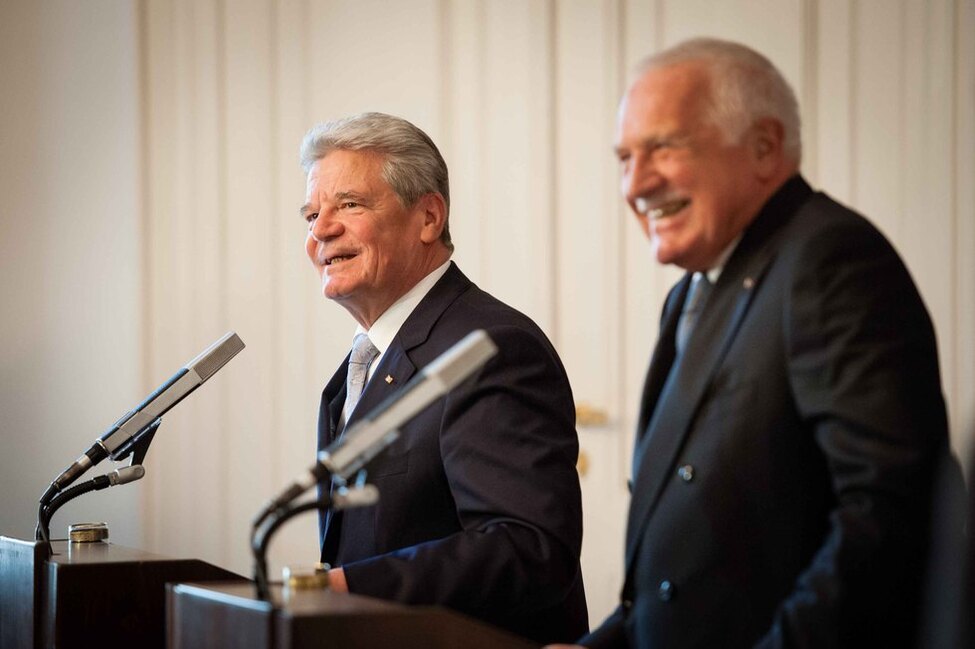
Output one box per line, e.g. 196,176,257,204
0,0,143,545
1,0,972,626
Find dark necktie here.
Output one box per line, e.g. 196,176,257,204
632,272,712,479
675,272,711,356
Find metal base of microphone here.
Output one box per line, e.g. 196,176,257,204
251,496,333,600
68,522,109,543
250,485,379,601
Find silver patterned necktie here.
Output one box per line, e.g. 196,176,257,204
676,272,712,356
341,333,379,430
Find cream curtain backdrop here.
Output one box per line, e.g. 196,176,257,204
0,0,971,630
140,0,975,625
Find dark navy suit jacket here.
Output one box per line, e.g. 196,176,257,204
318,262,588,643
584,176,950,648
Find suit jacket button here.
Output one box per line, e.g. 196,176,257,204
658,580,675,601
677,464,694,482
622,598,633,611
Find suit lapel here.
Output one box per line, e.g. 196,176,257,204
622,177,812,569
319,358,349,450
635,277,690,438
318,356,349,549
342,262,473,430
343,343,418,431
320,262,473,561
625,248,775,565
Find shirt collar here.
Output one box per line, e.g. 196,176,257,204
702,234,742,284
353,259,452,353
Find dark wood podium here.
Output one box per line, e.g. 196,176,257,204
168,581,539,649
0,536,242,649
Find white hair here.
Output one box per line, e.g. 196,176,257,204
638,38,802,164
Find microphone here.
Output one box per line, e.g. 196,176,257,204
332,484,380,510
103,464,147,487
52,465,146,500
37,465,148,542
41,332,245,504
254,329,497,526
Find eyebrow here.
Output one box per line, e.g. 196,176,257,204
615,132,690,157
334,190,367,203
613,136,657,158
298,203,313,219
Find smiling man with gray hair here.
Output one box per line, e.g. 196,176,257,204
299,112,588,643
552,37,951,649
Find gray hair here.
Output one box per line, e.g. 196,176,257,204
300,112,452,250
638,38,802,164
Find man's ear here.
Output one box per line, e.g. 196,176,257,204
417,193,447,244
750,118,785,179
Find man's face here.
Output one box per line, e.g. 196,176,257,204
615,62,763,271
302,149,432,326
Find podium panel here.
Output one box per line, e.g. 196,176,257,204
0,537,45,648
0,536,243,649
168,581,539,649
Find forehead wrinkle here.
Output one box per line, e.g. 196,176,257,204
313,153,388,196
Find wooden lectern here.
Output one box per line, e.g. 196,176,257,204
0,536,242,649
168,581,540,649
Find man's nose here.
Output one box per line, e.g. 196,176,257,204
309,210,341,241
624,152,664,206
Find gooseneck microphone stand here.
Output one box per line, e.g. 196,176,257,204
251,496,332,601
35,419,160,544
250,475,379,601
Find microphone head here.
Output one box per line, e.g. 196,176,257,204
321,329,497,481
189,332,245,381
332,485,380,510
109,464,146,486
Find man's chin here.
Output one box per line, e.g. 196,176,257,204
322,281,350,302
651,239,681,268
324,292,349,304
652,234,705,270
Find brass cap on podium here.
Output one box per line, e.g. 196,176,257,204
282,564,330,590
68,522,109,543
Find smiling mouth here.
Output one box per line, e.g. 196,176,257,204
325,254,356,266
636,198,691,221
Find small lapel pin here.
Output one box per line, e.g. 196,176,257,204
742,277,755,290
385,374,394,384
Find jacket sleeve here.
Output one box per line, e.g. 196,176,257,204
756,215,950,648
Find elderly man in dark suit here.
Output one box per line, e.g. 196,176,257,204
553,38,950,648
298,112,588,643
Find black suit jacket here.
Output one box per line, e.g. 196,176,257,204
584,176,949,648
318,262,588,643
